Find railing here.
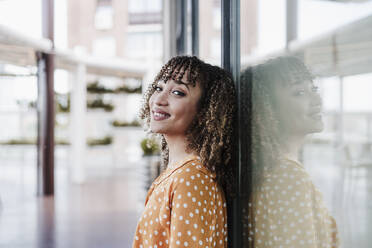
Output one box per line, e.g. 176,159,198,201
128,12,162,25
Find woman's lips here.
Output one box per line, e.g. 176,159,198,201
309,112,322,120
152,110,171,121
308,106,322,120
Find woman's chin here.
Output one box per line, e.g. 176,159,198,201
308,121,324,134
150,125,167,135
150,128,165,134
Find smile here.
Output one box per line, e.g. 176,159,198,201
308,112,322,120
152,110,171,121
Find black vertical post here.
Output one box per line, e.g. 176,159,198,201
222,0,241,247
37,0,55,196
176,0,188,55
286,0,298,49
191,0,199,56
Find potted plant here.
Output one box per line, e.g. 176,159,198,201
114,84,142,94
87,136,113,146
140,137,161,189
111,119,141,127
87,81,114,94
87,98,114,112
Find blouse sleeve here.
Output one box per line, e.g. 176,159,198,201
168,170,223,247
251,165,319,247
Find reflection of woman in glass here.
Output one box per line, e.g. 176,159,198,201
242,56,339,247
132,56,235,248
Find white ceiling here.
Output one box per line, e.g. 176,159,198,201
0,24,145,79
290,14,372,77
318,0,371,3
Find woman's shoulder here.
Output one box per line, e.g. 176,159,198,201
171,159,216,181
164,159,218,191
170,159,224,202
256,159,315,203
263,158,312,185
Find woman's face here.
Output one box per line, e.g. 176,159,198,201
273,79,323,137
149,75,202,136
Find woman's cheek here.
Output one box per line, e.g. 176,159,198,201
149,95,155,110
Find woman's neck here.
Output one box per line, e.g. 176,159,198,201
280,134,305,163
164,134,197,168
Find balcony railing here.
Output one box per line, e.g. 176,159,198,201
128,12,162,25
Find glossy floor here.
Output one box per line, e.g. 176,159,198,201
0,145,371,247
0,152,148,248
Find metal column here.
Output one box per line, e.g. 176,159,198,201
163,0,177,61
286,0,298,48
191,0,199,56
176,0,188,55
163,0,188,61
221,0,243,247
37,0,55,196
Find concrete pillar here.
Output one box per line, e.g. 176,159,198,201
70,63,87,184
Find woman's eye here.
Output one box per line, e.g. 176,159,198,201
311,86,319,92
173,90,186,96
154,86,162,92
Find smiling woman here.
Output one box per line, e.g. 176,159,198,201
149,78,202,136
132,56,236,248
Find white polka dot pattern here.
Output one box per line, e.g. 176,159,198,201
245,159,339,247
132,158,227,248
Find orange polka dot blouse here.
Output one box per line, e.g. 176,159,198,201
132,157,228,248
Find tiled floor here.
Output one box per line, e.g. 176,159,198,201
1,145,371,247
0,147,148,248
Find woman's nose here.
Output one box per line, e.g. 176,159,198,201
311,91,322,107
154,90,168,106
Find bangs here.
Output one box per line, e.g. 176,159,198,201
157,63,199,88
260,56,314,87
285,59,314,86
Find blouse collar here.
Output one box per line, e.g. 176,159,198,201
152,156,201,186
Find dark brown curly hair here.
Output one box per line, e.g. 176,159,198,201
140,55,236,194
241,56,314,189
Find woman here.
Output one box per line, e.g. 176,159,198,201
132,56,236,248
241,56,339,247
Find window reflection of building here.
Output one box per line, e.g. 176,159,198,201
94,0,113,30
210,38,221,60
128,0,162,25
92,37,116,57
126,30,162,59
126,0,162,60
212,5,221,30
68,0,163,61
199,0,258,64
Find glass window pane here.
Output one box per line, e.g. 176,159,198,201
125,31,162,59
92,37,116,57
199,0,221,66
240,0,372,247
95,5,113,30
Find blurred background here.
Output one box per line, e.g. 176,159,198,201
0,0,371,247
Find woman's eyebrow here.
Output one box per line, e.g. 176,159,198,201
290,80,310,87
174,80,190,90
155,80,165,87
290,80,304,85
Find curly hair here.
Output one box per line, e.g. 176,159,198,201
139,56,236,194
240,56,313,189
